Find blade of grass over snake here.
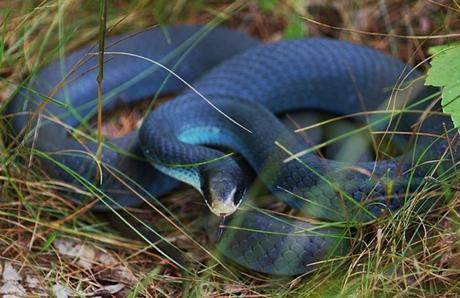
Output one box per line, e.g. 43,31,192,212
95,0,108,184
284,91,442,162
96,51,252,134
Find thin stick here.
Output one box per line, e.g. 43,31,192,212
96,0,108,184
94,51,253,134
302,16,460,39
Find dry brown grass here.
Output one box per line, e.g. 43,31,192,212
1,0,460,296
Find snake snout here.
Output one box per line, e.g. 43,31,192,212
201,168,247,217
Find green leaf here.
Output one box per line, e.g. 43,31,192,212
283,14,304,39
40,231,58,252
259,0,278,12
428,42,460,56
426,43,460,130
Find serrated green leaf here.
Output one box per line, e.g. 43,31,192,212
259,0,278,12
426,44,460,130
428,42,460,56
426,47,460,86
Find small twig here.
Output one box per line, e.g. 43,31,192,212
96,0,108,184
93,51,252,134
302,16,460,39
424,176,460,191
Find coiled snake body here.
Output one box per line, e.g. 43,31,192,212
9,25,456,275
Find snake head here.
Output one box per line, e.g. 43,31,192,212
201,164,247,216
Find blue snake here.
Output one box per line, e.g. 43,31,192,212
8,25,457,275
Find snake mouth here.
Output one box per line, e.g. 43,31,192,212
201,166,247,217
209,186,241,216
